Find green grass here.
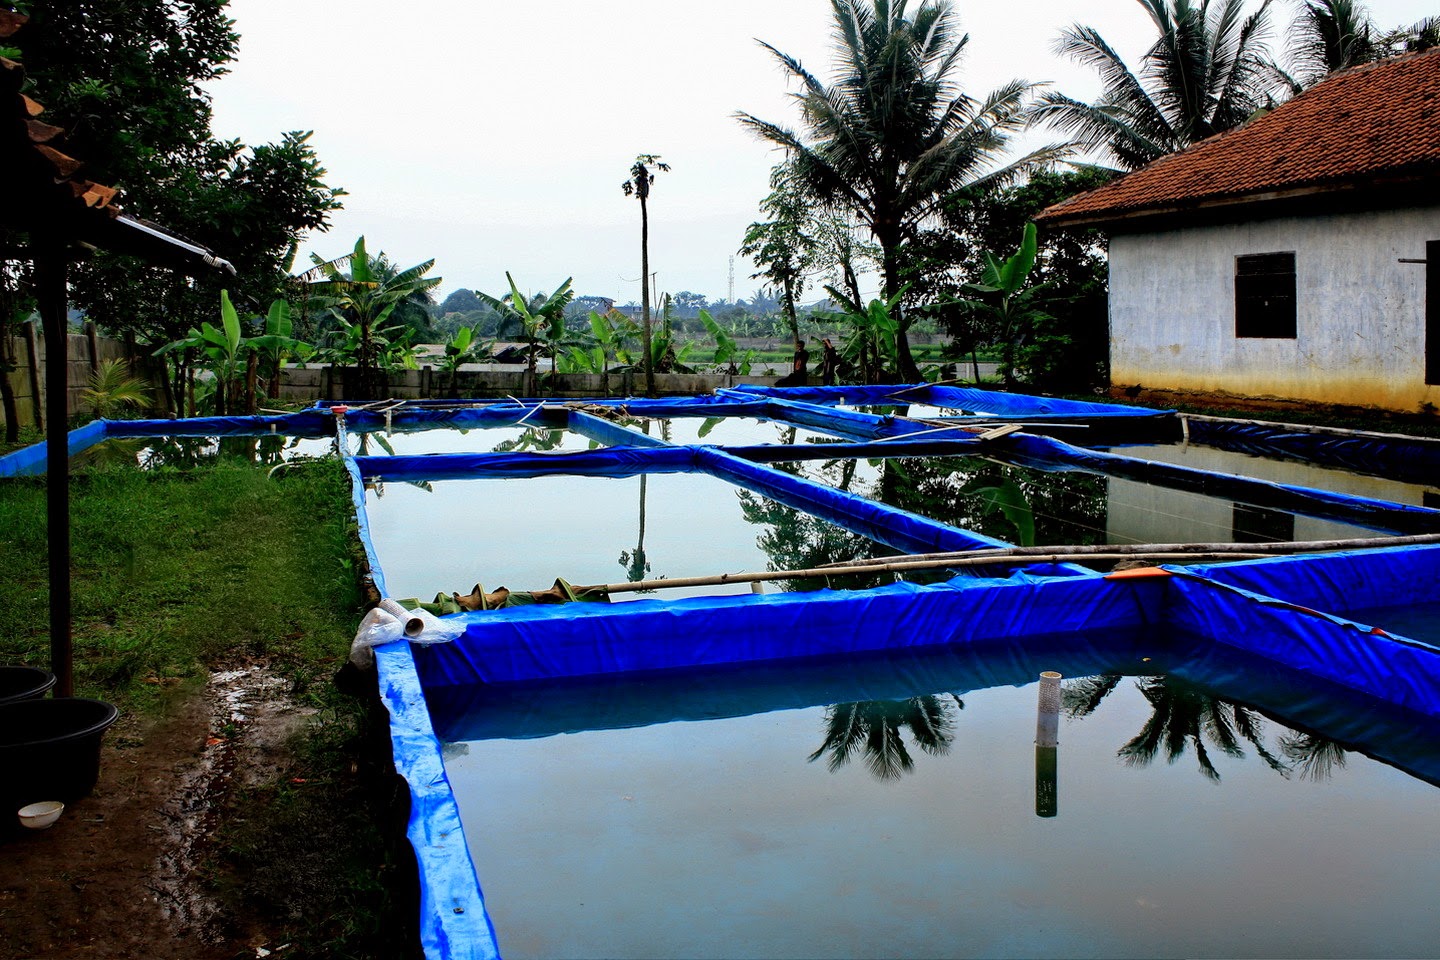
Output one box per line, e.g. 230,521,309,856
0,458,361,710
0,456,416,956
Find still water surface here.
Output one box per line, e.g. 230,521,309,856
443,645,1440,959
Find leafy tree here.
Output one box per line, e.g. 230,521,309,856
6,4,343,386
622,154,670,397
738,0,1054,381
1033,0,1282,171
740,162,819,373
438,288,485,316
909,167,1113,390
672,291,709,315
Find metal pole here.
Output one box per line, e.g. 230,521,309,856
37,240,73,697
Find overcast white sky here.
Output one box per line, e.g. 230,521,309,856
206,0,1437,305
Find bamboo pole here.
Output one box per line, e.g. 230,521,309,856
570,533,1440,597
575,550,1274,596
814,533,1440,571
1182,412,1440,447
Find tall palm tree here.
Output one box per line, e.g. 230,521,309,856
622,155,669,398
1033,0,1281,171
738,0,1053,382
1272,0,1379,92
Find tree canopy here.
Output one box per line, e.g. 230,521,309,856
3,1,344,349
1032,0,1282,171
738,0,1056,380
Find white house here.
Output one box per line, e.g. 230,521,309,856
1037,49,1439,414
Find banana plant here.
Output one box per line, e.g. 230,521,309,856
476,273,574,395
155,289,248,415
246,299,314,400
819,284,904,385
954,221,1051,389
437,325,487,397
296,236,441,398
700,309,756,376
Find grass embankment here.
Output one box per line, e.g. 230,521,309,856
0,457,413,956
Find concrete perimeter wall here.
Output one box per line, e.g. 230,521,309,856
0,329,781,434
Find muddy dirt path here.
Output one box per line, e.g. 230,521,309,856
0,663,312,959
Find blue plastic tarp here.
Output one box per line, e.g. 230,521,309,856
1189,418,1440,486
1164,566,1440,720
413,568,1163,688
0,419,107,476
998,433,1440,533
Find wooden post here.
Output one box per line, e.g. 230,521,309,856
24,319,42,431
83,319,101,376
37,240,73,698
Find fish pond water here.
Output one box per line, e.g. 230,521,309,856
437,636,1440,959
362,471,898,602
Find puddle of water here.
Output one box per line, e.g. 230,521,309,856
443,643,1440,959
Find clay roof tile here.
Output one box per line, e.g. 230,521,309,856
1037,48,1440,228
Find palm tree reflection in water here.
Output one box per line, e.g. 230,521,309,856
1064,674,1343,782
809,694,964,782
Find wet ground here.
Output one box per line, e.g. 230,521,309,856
0,662,312,959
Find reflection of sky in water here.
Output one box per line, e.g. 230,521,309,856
364,471,874,602
446,669,1440,960
1114,442,1440,506
778,455,1388,547
606,417,852,447
347,425,594,456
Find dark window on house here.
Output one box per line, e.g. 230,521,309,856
1235,252,1296,339
1426,240,1437,385
1232,503,1295,543
1425,490,1440,510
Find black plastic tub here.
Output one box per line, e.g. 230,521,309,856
0,666,56,706
0,698,119,815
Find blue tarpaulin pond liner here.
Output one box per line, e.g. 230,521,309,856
4,388,1440,958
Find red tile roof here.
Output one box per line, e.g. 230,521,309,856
3,12,122,225
1036,48,1440,228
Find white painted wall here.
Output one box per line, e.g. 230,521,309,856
1109,204,1439,411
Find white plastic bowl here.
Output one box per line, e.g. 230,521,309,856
17,800,64,830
